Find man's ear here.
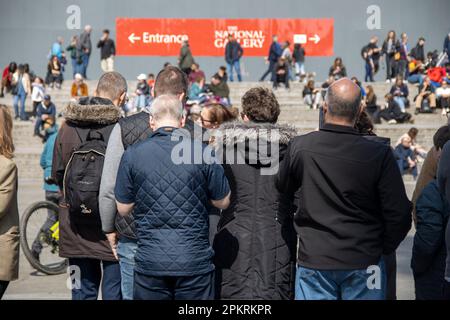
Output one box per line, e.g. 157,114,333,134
119,91,127,106
151,86,155,98
322,101,328,114
180,116,186,128
149,115,156,130
178,92,186,102
241,114,250,123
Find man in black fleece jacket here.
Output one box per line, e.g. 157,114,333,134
277,78,411,300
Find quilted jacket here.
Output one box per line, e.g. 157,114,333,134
114,111,153,238
212,121,298,300
115,127,230,276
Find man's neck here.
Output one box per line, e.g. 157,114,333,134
324,118,354,127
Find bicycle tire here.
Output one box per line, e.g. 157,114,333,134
20,201,67,275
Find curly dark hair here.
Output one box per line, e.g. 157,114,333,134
241,87,280,123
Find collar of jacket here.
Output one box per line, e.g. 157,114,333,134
64,96,121,125
213,120,297,147
320,123,360,135
150,126,187,138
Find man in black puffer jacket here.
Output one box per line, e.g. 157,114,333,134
99,66,189,300
213,87,298,300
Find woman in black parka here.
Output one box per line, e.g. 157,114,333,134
212,87,297,300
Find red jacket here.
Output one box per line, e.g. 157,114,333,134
427,67,446,83
2,66,10,80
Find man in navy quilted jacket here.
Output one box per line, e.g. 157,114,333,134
115,95,231,300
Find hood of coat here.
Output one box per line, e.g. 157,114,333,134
64,96,121,125
216,121,297,146
213,121,297,166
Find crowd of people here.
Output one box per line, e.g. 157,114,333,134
1,65,450,301
2,28,450,302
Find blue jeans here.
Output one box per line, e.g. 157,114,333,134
133,270,215,300
68,258,122,300
294,62,305,81
71,58,79,78
365,62,374,82
394,96,407,112
295,259,386,300
227,60,242,82
134,95,148,109
260,60,276,81
80,53,90,78
13,93,27,120
117,236,137,300
408,74,424,85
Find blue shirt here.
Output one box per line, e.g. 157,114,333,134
51,42,63,59
115,127,230,276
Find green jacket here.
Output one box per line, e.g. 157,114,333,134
179,44,194,69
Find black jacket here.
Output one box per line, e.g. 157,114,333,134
277,123,412,270
213,121,298,300
97,38,116,60
411,180,449,300
113,111,153,239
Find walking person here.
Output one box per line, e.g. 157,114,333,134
52,72,127,300
97,29,115,73
293,43,306,82
31,120,60,260
225,34,243,82
277,78,412,300
66,35,80,78
99,66,189,300
11,64,31,121
0,105,19,299
382,31,398,82
213,87,297,300
115,95,231,300
78,25,92,79
259,35,282,82
178,39,194,75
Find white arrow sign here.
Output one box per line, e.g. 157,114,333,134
128,33,141,44
308,34,320,44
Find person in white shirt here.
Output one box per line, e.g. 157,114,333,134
31,77,45,119
436,80,450,114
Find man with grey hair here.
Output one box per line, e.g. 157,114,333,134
79,25,92,78
99,66,189,300
277,78,411,300
114,94,230,300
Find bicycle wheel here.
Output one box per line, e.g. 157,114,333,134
20,201,67,275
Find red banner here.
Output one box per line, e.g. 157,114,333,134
116,18,334,57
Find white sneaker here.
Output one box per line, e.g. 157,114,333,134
388,119,397,124
386,79,391,83
442,109,447,116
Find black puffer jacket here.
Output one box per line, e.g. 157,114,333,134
212,121,297,300
114,111,153,238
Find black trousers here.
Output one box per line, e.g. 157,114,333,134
0,280,9,299
134,270,214,300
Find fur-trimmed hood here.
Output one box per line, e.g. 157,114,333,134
64,96,121,125
212,121,298,166
214,121,297,147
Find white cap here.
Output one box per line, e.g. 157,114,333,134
137,73,147,80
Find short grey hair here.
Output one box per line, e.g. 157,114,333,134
96,72,128,102
325,79,362,122
149,95,184,122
